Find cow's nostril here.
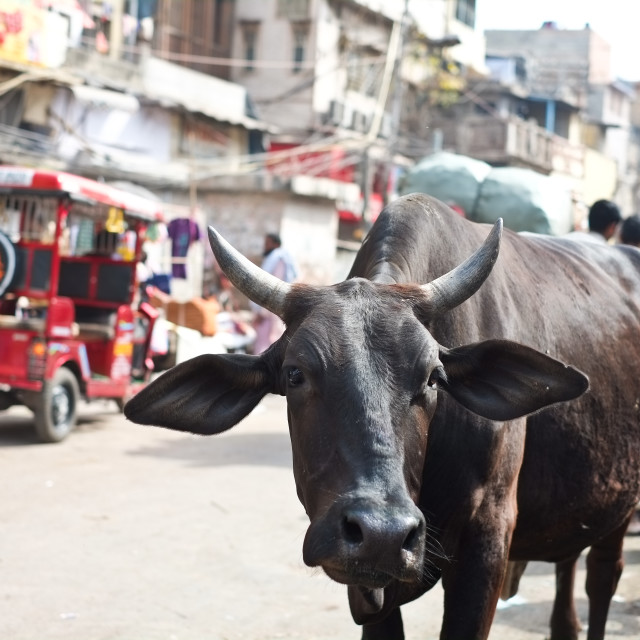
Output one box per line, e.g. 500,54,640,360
402,519,421,553
342,516,364,545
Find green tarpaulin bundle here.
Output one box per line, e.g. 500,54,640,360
400,152,574,236
399,151,491,218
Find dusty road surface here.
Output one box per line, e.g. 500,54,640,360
1,394,640,640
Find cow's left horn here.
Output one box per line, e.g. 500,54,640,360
419,218,502,314
207,226,290,317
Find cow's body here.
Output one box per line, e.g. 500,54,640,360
344,196,640,637
354,203,640,555
125,194,640,639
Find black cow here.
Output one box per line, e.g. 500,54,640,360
125,194,640,640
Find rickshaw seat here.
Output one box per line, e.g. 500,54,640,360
0,315,46,332
75,322,115,340
74,306,117,340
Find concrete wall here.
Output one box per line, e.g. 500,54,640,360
280,196,339,284
156,186,338,301
583,148,617,205
313,1,343,116
231,0,318,131
202,190,338,285
587,29,613,84
485,28,592,108
231,0,396,133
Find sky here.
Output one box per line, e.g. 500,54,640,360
475,0,640,81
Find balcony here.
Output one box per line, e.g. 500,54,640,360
450,116,584,178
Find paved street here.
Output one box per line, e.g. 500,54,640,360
1,394,639,640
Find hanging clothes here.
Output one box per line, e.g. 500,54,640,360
167,217,201,279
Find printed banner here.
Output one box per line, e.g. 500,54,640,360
0,0,67,67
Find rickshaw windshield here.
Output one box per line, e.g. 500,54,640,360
64,203,137,260
0,193,146,259
0,194,58,245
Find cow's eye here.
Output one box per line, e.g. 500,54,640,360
427,366,445,390
287,367,305,387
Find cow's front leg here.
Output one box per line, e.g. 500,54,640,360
361,607,404,640
549,554,581,640
350,580,431,640
439,517,514,639
584,517,630,640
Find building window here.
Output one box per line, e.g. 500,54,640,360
241,21,260,72
277,0,309,20
455,0,475,28
192,1,206,42
214,0,225,44
346,47,380,96
291,21,309,73
609,89,623,116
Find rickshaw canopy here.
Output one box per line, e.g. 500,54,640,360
0,166,164,223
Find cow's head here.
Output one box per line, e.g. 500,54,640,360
125,221,588,594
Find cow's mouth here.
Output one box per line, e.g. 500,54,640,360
319,556,423,589
322,563,394,589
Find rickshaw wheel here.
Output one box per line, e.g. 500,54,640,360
34,368,79,443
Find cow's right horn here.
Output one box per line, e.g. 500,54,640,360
419,218,502,315
208,226,290,318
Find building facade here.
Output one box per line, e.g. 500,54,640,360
482,24,637,212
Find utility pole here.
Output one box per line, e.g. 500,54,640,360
384,0,410,205
109,0,124,60
361,1,409,220
127,0,139,48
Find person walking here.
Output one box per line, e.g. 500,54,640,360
251,233,298,354
620,214,640,247
568,199,622,243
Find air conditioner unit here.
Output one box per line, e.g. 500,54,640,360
329,100,345,126
352,111,369,133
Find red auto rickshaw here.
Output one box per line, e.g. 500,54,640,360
0,166,164,442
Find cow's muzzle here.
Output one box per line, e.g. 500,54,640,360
302,497,426,588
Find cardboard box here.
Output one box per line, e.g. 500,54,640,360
148,289,220,336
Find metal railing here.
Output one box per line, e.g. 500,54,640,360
455,116,583,176
0,123,55,158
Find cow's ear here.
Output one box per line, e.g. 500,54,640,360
438,339,589,421
124,353,276,435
